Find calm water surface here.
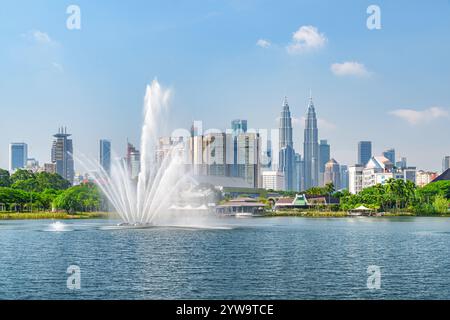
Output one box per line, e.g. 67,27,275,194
0,217,449,299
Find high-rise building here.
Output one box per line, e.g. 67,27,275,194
340,165,349,190
231,119,247,177
99,139,111,174
348,164,364,194
51,127,74,183
319,139,330,186
396,157,407,169
9,143,28,172
278,97,296,190
237,132,261,188
324,159,341,190
294,153,304,191
261,139,272,169
126,142,140,179
443,156,450,173
203,132,227,176
303,94,319,190
382,148,396,164
358,141,372,166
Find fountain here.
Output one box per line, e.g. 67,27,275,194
47,221,71,232
79,80,204,226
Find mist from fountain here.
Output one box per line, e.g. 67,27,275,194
78,80,199,226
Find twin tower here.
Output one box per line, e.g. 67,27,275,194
278,94,319,191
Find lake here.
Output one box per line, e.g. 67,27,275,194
0,217,449,299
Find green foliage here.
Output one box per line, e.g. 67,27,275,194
10,170,70,192
53,183,101,214
0,169,11,187
341,178,450,215
0,167,82,213
433,195,449,214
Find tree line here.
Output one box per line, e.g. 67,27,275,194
0,169,102,213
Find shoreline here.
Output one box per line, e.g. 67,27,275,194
0,212,112,220
1,211,449,220
264,211,450,218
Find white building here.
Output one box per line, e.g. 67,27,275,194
348,164,364,194
262,170,285,191
349,156,416,194
416,170,438,187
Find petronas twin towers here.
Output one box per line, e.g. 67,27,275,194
278,94,319,191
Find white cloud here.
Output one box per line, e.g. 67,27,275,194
286,25,327,54
22,30,56,45
331,61,370,77
389,107,449,125
256,39,271,48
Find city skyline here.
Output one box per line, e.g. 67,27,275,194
0,1,449,172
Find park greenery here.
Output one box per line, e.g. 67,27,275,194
265,179,450,215
0,168,102,215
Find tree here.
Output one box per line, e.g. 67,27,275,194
0,169,11,187
53,183,101,214
433,195,449,214
324,182,335,195
10,169,34,184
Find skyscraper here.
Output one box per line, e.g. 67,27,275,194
237,132,260,188
126,142,140,179
9,143,28,172
294,153,304,191
340,164,349,190
319,139,330,186
382,148,396,164
278,97,296,190
303,94,319,190
358,141,372,166
231,119,247,177
51,127,74,184
443,156,450,172
324,158,341,190
100,139,111,174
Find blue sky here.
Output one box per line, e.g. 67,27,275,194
0,0,449,171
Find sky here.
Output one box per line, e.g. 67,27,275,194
0,0,449,172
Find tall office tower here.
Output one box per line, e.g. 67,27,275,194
278,97,296,190
51,127,74,184
261,139,272,169
443,156,450,172
126,142,140,179
319,139,330,186
358,141,372,166
396,157,407,169
294,153,304,191
99,139,111,174
9,143,28,172
382,148,396,164
237,132,261,188
324,159,341,190
231,119,248,177
203,132,227,176
340,165,349,190
303,93,319,190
